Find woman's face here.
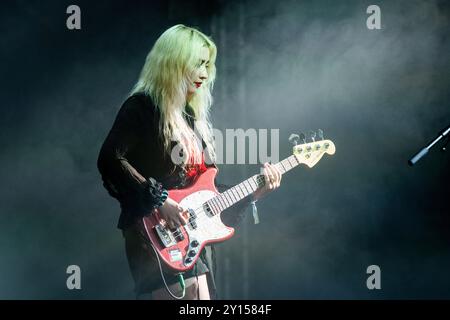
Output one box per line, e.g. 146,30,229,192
187,46,210,100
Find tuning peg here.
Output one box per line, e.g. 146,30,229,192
309,130,316,142
299,133,306,144
317,129,324,140
288,133,300,146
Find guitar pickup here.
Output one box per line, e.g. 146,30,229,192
189,218,197,229
203,203,213,217
188,208,197,229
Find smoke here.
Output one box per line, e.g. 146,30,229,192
213,0,450,298
0,0,449,299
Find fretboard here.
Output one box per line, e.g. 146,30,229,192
205,154,300,215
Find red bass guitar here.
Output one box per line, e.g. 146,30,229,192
142,138,336,272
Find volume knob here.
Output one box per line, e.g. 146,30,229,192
191,240,199,247
188,250,196,257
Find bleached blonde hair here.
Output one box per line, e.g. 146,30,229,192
130,24,217,165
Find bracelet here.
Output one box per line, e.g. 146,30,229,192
156,189,169,208
251,196,259,225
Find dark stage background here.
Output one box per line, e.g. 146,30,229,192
0,0,449,299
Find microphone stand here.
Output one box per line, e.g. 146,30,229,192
408,124,450,166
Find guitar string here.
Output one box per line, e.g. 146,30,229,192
166,155,302,238
167,160,294,239
170,156,299,232
153,145,329,263
167,175,266,239
167,157,300,239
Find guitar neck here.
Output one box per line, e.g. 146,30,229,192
206,155,300,213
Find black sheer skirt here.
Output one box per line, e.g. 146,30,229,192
122,219,217,299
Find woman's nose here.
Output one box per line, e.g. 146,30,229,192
200,67,208,80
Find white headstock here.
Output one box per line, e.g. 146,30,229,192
293,139,336,168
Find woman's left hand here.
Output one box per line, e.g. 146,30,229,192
253,162,282,201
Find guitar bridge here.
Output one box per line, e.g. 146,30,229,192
155,224,176,248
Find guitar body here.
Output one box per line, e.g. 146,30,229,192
142,167,234,272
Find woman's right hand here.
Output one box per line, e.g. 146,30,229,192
156,197,189,230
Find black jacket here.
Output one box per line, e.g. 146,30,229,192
97,93,250,229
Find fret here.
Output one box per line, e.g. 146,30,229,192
228,191,236,205
288,156,296,167
249,177,259,191
229,190,237,204
213,154,306,216
212,197,222,213
220,192,232,209
249,179,256,191
244,180,255,194
240,182,250,196
238,184,247,197
213,197,226,213
208,199,218,215
228,189,237,202
275,162,284,174
253,175,262,188
258,175,265,187
235,186,244,199
288,158,294,167
285,159,292,170
275,163,285,174
228,187,239,202
223,191,233,206
251,176,261,189
229,187,238,201
281,160,288,171
242,180,253,194
279,160,289,174
235,184,244,198
212,196,219,210
248,176,258,190
234,187,243,200
250,176,258,189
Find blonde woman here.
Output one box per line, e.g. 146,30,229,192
97,24,281,300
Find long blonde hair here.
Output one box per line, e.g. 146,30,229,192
130,24,217,166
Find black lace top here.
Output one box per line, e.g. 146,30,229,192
97,92,250,230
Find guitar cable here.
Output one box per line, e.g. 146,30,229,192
149,242,186,300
